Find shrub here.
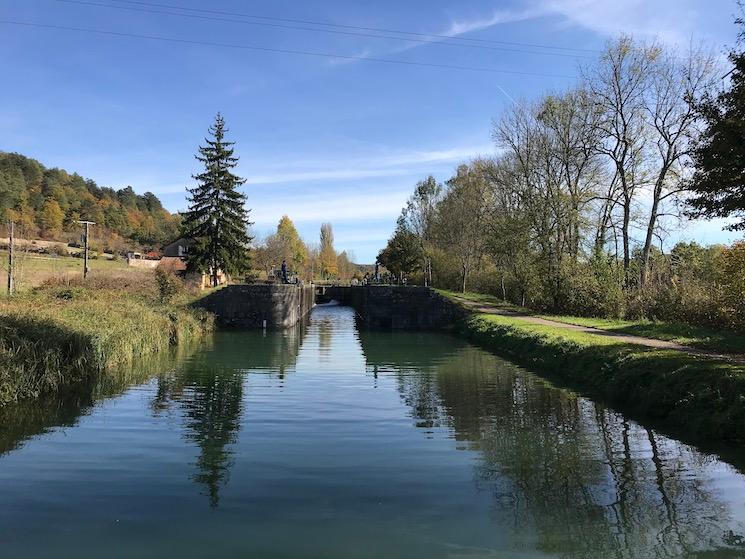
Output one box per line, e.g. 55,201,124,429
155,268,183,304
48,244,69,257
53,287,87,300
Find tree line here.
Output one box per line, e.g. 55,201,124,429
379,32,745,330
253,218,359,283
0,152,179,250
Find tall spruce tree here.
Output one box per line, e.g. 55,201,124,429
182,114,252,286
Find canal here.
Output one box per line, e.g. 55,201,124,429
1,304,745,558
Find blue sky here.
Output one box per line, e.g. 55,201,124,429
1,0,742,262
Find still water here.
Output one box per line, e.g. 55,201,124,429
1,304,745,558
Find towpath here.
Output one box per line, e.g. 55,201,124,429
449,294,745,365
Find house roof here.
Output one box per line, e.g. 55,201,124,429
163,237,194,258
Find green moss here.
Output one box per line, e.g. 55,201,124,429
0,286,214,405
457,313,745,444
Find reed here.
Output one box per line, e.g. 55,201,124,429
0,280,214,405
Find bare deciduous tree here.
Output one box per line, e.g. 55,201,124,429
586,36,656,283
638,45,718,285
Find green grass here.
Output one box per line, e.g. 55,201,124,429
0,250,137,291
539,314,745,355
477,313,627,346
436,289,523,310
0,276,214,405
456,312,745,444
438,289,745,356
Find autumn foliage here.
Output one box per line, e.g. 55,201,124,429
0,152,179,250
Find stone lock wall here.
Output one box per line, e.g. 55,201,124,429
197,284,463,331
349,286,466,330
195,284,315,329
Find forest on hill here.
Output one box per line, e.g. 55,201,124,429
0,152,179,252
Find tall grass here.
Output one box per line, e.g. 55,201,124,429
0,275,214,405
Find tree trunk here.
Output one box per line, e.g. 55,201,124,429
622,197,631,286
461,264,467,293
640,179,664,287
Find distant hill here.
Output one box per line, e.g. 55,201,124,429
0,152,179,251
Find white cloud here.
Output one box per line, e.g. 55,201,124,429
329,7,543,63
444,7,544,37
243,144,492,185
251,189,410,225
537,0,731,46
326,47,373,66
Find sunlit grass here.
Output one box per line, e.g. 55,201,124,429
0,250,137,291
539,314,745,355
436,289,523,310
438,289,745,355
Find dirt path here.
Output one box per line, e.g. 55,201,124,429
451,296,745,365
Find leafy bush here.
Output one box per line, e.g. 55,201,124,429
155,268,183,304
48,244,69,257
53,287,87,300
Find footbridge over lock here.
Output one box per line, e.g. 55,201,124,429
196,283,465,330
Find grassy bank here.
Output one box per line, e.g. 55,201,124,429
441,293,745,444
538,314,745,355
0,273,214,405
441,289,745,356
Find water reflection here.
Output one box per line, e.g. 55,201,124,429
360,337,745,558
1,306,745,558
0,347,191,457
150,323,308,506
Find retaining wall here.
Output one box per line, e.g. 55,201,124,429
347,286,466,330
195,284,315,329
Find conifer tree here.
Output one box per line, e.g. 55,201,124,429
181,114,252,286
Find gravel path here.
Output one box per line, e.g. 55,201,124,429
452,296,745,365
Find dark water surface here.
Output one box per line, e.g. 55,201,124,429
2,305,745,558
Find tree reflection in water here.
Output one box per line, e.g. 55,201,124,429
0,347,191,457
360,334,745,558
4,309,744,557
150,324,306,507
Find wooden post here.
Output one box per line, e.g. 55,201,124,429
7,221,14,296
84,221,89,279
76,220,96,280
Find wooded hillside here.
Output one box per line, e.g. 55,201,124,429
0,152,179,251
